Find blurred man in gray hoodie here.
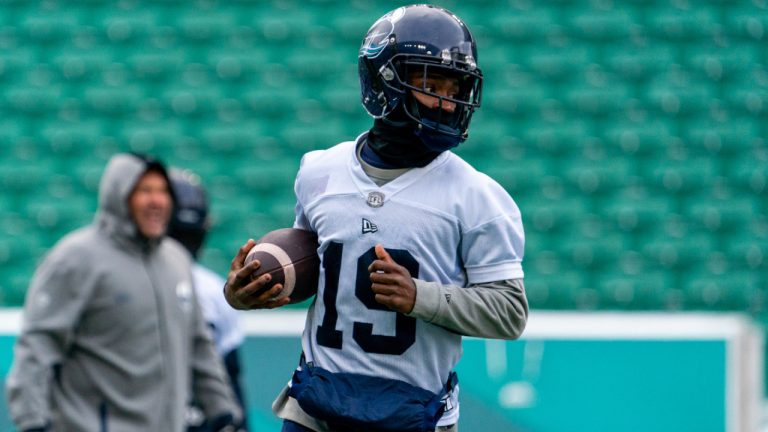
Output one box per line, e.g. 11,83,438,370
5,153,242,432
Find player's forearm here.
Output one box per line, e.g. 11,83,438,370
408,279,528,339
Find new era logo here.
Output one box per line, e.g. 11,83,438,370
362,218,378,234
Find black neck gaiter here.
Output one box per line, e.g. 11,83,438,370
366,115,442,169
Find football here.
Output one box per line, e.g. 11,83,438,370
244,228,320,304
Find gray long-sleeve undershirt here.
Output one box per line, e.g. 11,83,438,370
410,278,528,340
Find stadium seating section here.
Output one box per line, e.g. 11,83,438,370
0,0,765,316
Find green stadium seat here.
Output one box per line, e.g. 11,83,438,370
242,85,304,118
126,47,187,82
603,190,676,232
119,120,188,156
0,159,48,193
480,156,553,197
51,46,116,82
596,270,674,310
685,195,760,233
685,44,761,81
487,9,557,42
525,270,593,310
645,73,718,115
82,84,146,115
646,6,719,40
641,231,716,270
209,196,258,227
460,118,524,161
567,8,638,40
683,118,762,155
198,121,264,156
175,10,240,44
562,157,635,195
206,47,274,81
524,45,598,80
329,9,377,44
200,173,242,204
161,80,225,116
207,196,286,245
557,230,634,270
284,48,352,81
602,118,676,155
731,153,768,193
522,119,592,154
520,195,592,234
72,158,108,194
604,44,676,82
0,265,32,307
563,75,632,115
485,81,552,116
44,173,80,201
645,156,719,193
24,195,95,243
319,82,365,118
726,228,768,270
683,270,763,311
39,120,108,156
96,8,162,43
725,4,768,40
723,67,768,115
250,12,314,45
18,8,82,43
0,117,33,156
0,227,45,267
281,119,351,153
0,45,36,80
4,84,64,115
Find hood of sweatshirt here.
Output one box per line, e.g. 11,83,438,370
95,153,174,251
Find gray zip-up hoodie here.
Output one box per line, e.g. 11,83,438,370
5,153,240,432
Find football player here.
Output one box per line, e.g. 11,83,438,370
167,169,249,432
225,5,528,432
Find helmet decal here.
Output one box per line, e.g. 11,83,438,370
360,7,405,59
360,25,392,59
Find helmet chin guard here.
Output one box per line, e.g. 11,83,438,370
358,4,483,142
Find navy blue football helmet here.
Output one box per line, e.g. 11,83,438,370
167,168,209,259
358,4,483,141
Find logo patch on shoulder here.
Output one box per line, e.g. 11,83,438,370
366,191,385,208
362,218,378,234
176,280,194,312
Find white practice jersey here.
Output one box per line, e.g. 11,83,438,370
192,264,244,357
293,137,525,425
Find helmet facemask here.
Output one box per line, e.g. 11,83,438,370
377,54,482,142
407,61,482,139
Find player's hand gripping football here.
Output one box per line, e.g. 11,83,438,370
224,239,291,310
368,244,417,314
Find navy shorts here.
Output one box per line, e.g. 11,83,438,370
281,420,315,432
281,419,458,432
